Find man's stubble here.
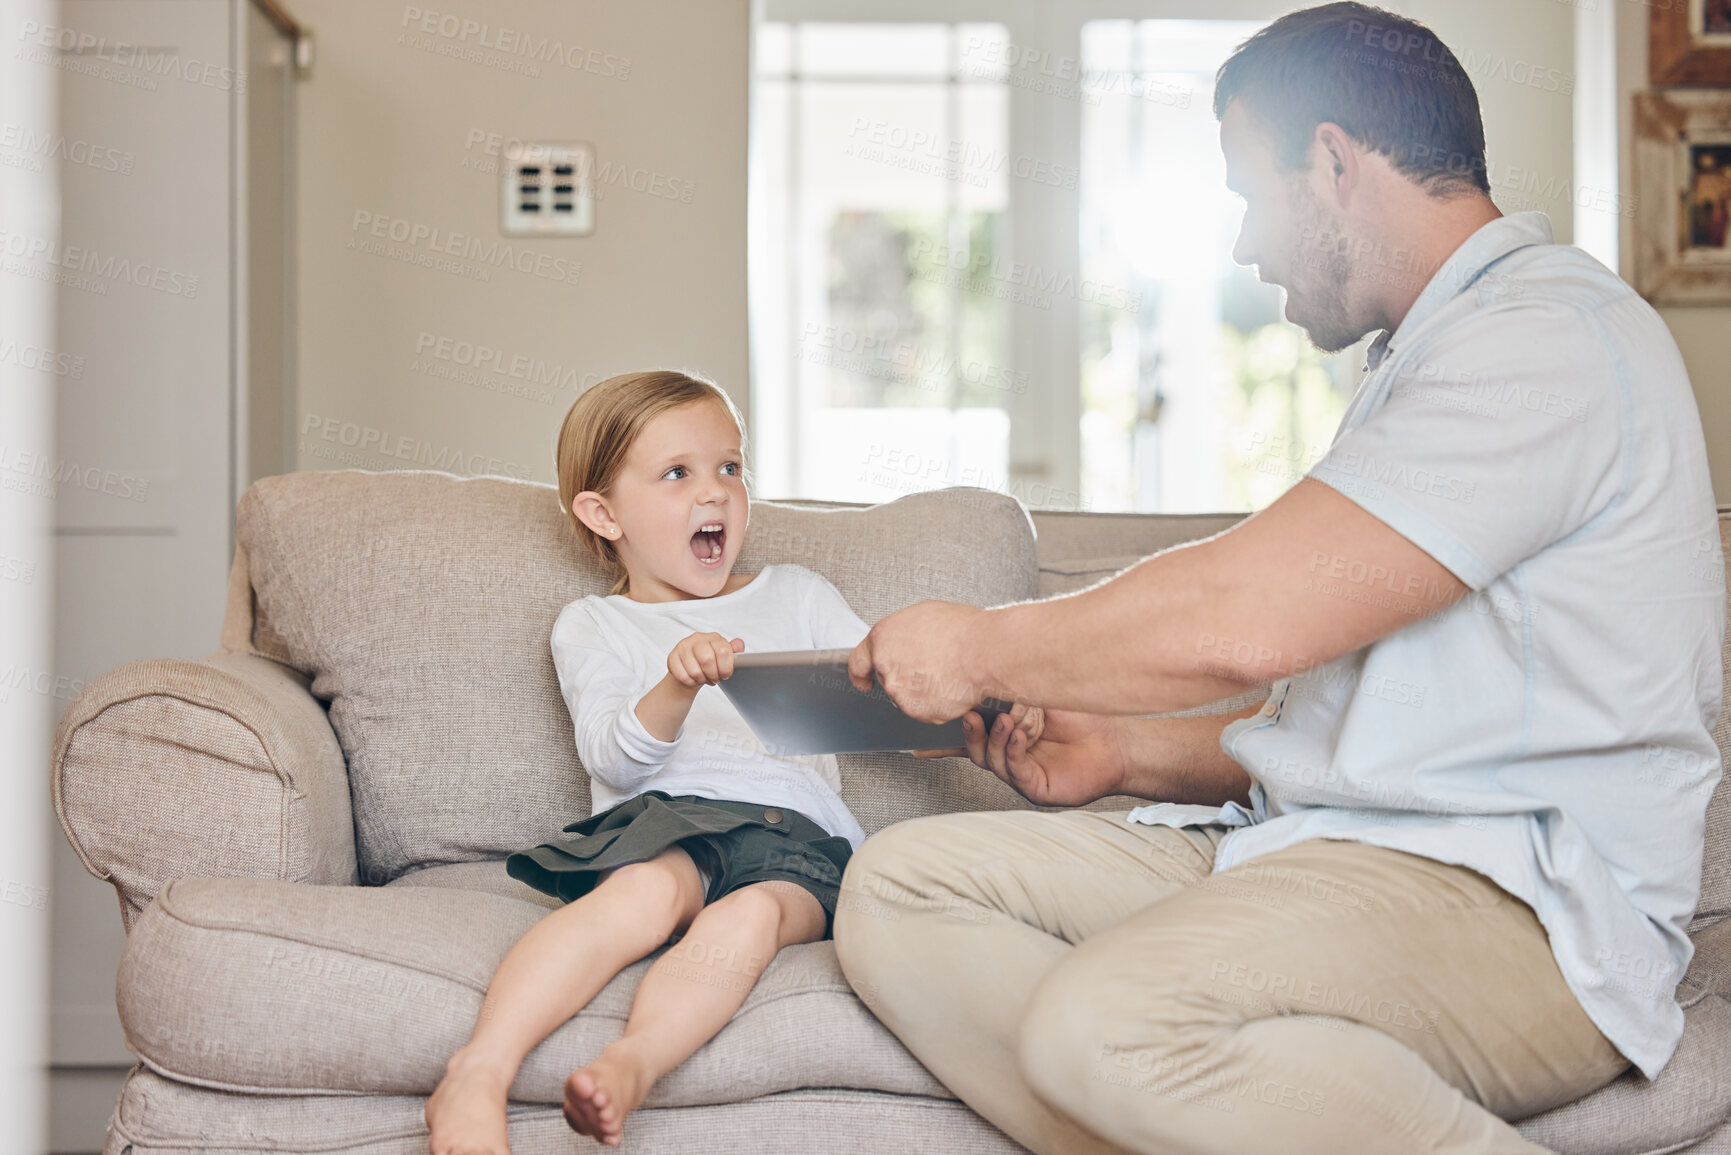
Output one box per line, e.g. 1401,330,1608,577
1281,175,1368,355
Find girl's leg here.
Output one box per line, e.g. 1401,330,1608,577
563,879,826,1147
425,846,707,1155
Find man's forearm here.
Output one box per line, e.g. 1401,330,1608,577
1114,706,1260,807
974,541,1260,716
964,480,1468,717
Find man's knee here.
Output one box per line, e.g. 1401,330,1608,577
1018,967,1097,1112
834,813,998,985
835,816,949,965
1017,941,1236,1135
1018,952,1170,1119
839,812,987,912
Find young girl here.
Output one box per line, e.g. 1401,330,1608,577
425,370,872,1153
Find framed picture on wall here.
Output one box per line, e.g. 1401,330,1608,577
1633,91,1731,303
1651,0,1731,86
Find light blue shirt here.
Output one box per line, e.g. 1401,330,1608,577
1129,212,1724,1078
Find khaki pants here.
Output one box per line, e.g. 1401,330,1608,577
833,809,1627,1155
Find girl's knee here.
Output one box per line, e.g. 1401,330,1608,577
696,881,829,949
597,854,700,934
696,883,788,938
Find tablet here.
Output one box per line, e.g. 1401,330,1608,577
717,648,1015,755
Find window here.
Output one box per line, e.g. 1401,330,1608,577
1078,19,1365,512
751,22,1016,505
750,6,1369,512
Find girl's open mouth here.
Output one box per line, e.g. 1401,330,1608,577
690,523,725,566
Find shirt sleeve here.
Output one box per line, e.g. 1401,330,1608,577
550,603,679,794
793,566,873,649
1307,296,1626,591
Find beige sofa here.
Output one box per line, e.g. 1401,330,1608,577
51,470,1731,1154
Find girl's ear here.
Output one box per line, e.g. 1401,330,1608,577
572,491,619,539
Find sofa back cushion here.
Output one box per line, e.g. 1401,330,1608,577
234,471,1039,881
1699,512,1731,929
232,471,1731,925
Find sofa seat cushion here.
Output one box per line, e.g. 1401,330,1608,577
106,1068,1027,1155
234,471,1039,881
1507,919,1731,1151
387,857,562,909
117,876,952,1105
370,860,1731,1154
1514,993,1731,1153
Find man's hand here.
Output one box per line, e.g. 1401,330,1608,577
919,702,1258,809
961,704,1129,807
905,704,1128,807
848,601,988,723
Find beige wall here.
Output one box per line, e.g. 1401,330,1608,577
290,0,749,487
285,2,1728,503
1404,0,1577,246
1617,4,1731,502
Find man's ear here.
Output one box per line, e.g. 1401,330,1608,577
1312,121,1361,211
571,491,619,539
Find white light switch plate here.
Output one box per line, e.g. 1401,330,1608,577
501,142,595,236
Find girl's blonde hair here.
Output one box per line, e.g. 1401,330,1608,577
556,370,751,596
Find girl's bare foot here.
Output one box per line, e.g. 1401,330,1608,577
563,1043,655,1148
426,1048,515,1155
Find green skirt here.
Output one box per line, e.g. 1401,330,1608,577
505,790,855,938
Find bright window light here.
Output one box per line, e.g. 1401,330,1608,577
750,23,1013,504
1079,19,1367,513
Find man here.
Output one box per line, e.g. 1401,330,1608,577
838,4,1724,1153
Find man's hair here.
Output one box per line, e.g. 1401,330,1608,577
1213,2,1490,197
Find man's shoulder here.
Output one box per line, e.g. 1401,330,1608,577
1405,246,1669,378
1469,241,1640,319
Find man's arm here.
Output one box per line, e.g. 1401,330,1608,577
973,478,1468,715
956,701,1260,808
1115,708,1262,805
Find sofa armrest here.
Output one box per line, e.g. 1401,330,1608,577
52,651,359,930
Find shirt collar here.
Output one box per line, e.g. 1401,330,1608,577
1361,210,1553,373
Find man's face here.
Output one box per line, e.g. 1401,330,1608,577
1220,101,1365,353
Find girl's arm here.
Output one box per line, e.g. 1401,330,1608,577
557,613,747,785
635,633,745,741
632,675,701,743
554,612,681,793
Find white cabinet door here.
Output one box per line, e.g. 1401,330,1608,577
49,0,235,1067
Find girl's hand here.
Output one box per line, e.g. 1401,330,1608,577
668,632,745,689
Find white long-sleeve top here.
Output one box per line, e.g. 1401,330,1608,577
551,563,871,849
